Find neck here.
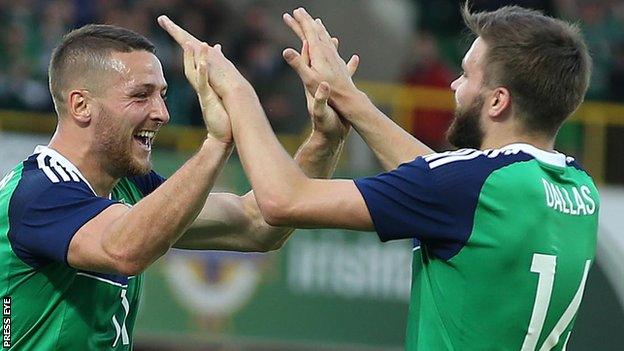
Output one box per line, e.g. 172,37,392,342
480,122,555,151
48,129,118,197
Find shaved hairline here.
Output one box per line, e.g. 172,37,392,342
48,24,155,119
51,49,142,118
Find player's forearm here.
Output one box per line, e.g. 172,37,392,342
178,129,346,251
294,131,345,178
235,192,294,251
174,190,293,252
231,127,347,248
333,90,433,170
104,138,232,274
224,87,310,225
200,132,348,250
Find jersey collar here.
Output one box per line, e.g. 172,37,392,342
33,145,99,195
499,143,568,168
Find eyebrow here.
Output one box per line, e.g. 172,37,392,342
129,83,168,95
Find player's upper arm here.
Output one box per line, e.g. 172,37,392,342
67,203,133,274
354,149,533,259
262,178,374,231
355,154,481,255
7,177,122,271
69,170,169,274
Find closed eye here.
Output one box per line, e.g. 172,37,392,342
134,92,150,100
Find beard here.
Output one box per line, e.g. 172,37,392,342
93,106,152,179
446,93,485,149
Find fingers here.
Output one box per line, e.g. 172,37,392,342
158,15,201,47
288,9,332,45
301,40,310,66
282,47,314,81
283,13,305,42
346,54,360,77
285,11,338,51
312,82,331,118
196,43,209,91
292,8,323,47
314,18,333,43
183,42,195,83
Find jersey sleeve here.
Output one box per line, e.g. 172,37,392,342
127,170,166,196
8,176,117,268
354,151,529,259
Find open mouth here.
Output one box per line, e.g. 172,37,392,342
133,130,156,151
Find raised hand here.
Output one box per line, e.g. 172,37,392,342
186,43,232,144
158,15,233,144
159,16,251,97
293,40,356,141
282,8,359,99
285,36,358,141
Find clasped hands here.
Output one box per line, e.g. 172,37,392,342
157,7,360,146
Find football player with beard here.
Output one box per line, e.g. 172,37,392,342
182,4,599,351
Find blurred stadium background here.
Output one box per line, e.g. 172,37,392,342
0,0,623,350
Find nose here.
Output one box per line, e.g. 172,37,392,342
151,96,170,125
450,76,460,91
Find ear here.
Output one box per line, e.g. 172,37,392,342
487,87,511,119
68,90,93,124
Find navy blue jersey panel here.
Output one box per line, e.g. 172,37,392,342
8,157,117,268
355,150,533,260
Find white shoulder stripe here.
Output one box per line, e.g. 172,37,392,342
50,158,80,182
423,148,475,162
37,154,82,184
428,150,483,169
50,158,71,182
36,153,60,183
422,143,569,170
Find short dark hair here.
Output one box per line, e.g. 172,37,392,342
462,4,592,136
48,24,156,115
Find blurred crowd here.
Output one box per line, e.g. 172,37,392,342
410,0,624,101
0,0,622,139
0,0,307,132
406,0,624,149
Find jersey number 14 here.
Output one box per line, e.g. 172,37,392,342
521,253,591,351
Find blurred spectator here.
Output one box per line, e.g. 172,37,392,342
401,32,455,151
609,41,624,102
0,0,622,132
230,2,306,133
556,0,624,101
472,0,555,15
0,0,311,131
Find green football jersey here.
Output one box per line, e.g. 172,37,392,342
355,143,599,350
0,146,164,350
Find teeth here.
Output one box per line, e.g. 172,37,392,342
135,130,156,139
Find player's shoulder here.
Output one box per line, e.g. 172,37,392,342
14,146,96,202
415,143,574,188
419,143,575,172
564,154,593,177
421,146,532,170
